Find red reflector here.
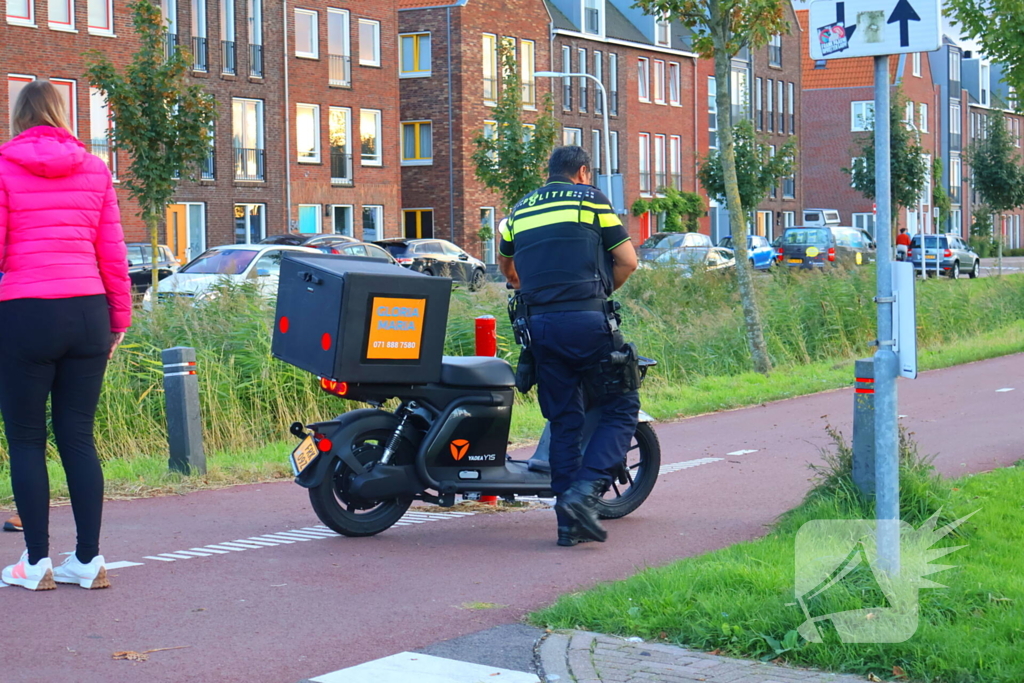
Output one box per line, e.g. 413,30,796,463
855,377,875,383
321,333,332,351
855,388,875,394
319,377,348,396
279,316,290,334
317,438,333,452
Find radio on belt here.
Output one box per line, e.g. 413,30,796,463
271,253,452,384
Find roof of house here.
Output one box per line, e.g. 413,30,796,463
397,0,462,10
605,2,651,45
797,10,898,90
544,0,575,32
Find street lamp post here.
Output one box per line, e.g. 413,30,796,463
534,70,614,211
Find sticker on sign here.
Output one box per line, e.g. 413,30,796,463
809,0,941,61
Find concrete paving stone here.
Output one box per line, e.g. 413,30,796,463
572,632,599,650
570,651,599,679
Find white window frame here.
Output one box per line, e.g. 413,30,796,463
851,101,875,132
653,59,665,104
235,203,266,244
950,102,962,136
294,8,318,58
919,102,928,132
562,126,582,147
708,76,718,149
329,106,352,182
668,62,680,106
787,81,795,134
766,78,774,132
361,205,384,241
912,52,921,77
7,0,34,25
609,130,619,173
89,86,116,175
850,157,864,187
653,133,666,193
331,204,354,236
8,75,35,133
400,32,431,78
583,0,602,36
358,18,380,67
219,0,234,50
783,211,796,228
521,39,536,109
655,14,670,47
669,135,681,183
49,0,74,29
484,33,499,105
50,78,78,136
87,0,113,34
904,101,914,124
296,103,320,163
297,204,322,234
577,47,588,112
638,132,651,195
360,108,382,166
638,57,650,102
481,207,496,264
401,120,432,165
591,129,601,171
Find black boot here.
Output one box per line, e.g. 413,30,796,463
557,525,594,547
555,480,607,543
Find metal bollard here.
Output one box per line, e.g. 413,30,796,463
162,346,207,475
475,315,497,357
852,358,875,496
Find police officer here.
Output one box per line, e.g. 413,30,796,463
498,146,639,547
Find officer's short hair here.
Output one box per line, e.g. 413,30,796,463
549,146,591,178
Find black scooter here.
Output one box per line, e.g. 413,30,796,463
287,318,661,538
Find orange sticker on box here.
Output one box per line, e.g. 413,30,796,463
366,297,427,360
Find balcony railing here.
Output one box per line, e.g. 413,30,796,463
654,172,667,191
563,82,572,111
201,148,215,180
483,76,499,104
192,36,208,71
233,147,265,181
610,90,618,116
330,151,353,185
90,139,115,176
329,54,351,87
670,173,682,190
522,81,536,108
249,44,263,77
768,44,782,67
165,32,178,59
222,40,236,75
639,171,651,194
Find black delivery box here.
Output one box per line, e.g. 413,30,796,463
272,253,452,384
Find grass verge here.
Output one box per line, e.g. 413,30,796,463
531,431,1024,683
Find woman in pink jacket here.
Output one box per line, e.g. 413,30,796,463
0,81,131,591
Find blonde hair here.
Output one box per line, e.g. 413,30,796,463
12,80,74,136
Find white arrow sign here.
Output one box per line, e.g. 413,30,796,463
809,0,942,61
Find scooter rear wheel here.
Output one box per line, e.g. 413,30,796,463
596,422,661,519
309,427,414,537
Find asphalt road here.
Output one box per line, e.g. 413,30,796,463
2,354,1022,683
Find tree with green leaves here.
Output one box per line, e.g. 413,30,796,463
631,188,706,233
947,1,1024,109
472,40,559,217
698,118,796,225
86,0,217,290
633,0,788,375
931,157,952,227
844,94,928,232
968,111,1024,275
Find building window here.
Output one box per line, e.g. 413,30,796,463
591,129,601,171
655,15,670,47
480,208,496,264
638,132,650,194
403,209,434,240
8,75,34,131
766,78,773,132
7,0,33,24
248,0,262,76
788,82,795,134
949,51,961,83
950,156,961,202
593,50,603,113
708,76,718,149
88,0,112,32
328,9,351,86
768,34,782,67
578,47,588,112
638,57,649,102
49,0,73,28
360,109,382,166
521,40,536,107
234,204,266,244
950,102,962,149
401,120,432,164
919,102,928,132
358,18,380,67
298,205,321,234
232,98,265,181
652,59,665,104
294,9,318,58
608,53,618,115
904,101,914,124
329,106,352,184
331,205,353,235
666,62,680,106
730,67,749,122
50,79,77,135
609,130,619,173
912,52,921,77
851,101,875,131
220,0,235,73
653,134,666,192
769,145,777,198
484,34,499,104
400,32,431,77
362,205,383,241
981,64,990,106
776,79,783,132
755,77,762,130
562,126,582,146
296,103,320,162
584,0,600,34
89,86,115,175
191,0,208,71
669,135,681,190
162,0,178,49
783,211,796,228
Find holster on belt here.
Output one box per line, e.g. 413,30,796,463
583,342,641,400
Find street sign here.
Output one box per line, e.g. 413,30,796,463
891,262,917,379
808,0,941,60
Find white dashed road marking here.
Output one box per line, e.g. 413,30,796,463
658,457,724,474
997,387,1015,393
310,652,540,683
726,449,759,456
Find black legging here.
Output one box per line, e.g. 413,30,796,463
0,295,110,565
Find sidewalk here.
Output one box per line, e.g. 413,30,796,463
537,631,867,683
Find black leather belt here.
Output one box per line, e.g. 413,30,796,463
527,298,608,314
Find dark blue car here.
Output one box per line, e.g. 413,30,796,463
717,234,777,270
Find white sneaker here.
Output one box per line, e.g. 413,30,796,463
53,554,109,589
1,551,55,591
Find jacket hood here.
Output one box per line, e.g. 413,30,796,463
0,126,88,178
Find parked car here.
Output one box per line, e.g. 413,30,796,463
331,241,401,265
127,243,179,293
638,231,714,262
717,234,776,270
259,233,360,252
142,244,317,310
647,246,736,275
777,226,876,269
909,233,980,279
375,238,488,290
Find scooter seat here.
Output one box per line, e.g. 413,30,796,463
440,356,515,387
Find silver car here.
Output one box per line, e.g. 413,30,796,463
909,233,980,279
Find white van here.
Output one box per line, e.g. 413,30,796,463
802,209,841,227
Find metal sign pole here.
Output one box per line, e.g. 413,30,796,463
873,55,900,574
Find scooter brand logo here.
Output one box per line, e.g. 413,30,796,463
450,439,470,461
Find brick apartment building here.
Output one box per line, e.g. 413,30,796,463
396,0,552,263
798,9,939,238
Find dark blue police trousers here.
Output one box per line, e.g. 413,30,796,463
529,310,640,503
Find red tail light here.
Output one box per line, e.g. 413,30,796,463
319,377,348,396
315,435,333,452
776,248,784,259
943,249,952,258
827,247,836,262
396,257,414,265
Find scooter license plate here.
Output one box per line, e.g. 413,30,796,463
290,435,319,476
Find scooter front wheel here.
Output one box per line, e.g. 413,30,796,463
309,427,414,537
596,422,661,519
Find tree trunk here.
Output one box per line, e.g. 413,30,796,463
148,212,161,292
712,32,772,375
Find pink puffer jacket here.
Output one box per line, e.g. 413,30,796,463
0,126,131,332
